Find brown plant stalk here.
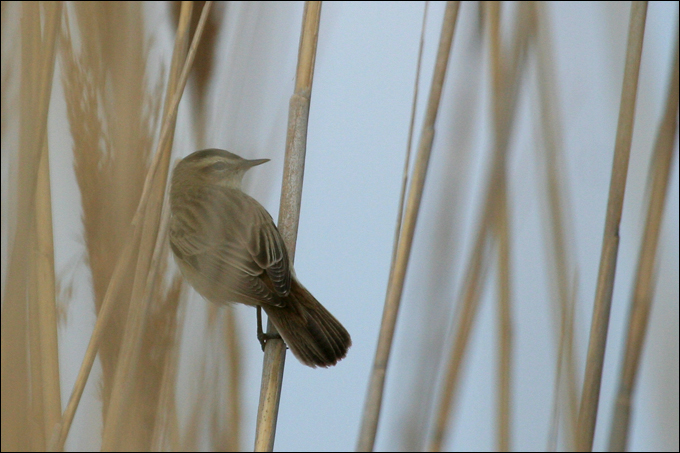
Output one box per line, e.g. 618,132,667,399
577,2,648,450
254,2,322,451
1,2,61,451
608,29,678,452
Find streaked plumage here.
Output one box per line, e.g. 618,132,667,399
169,149,351,367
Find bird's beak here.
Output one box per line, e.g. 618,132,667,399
245,158,270,168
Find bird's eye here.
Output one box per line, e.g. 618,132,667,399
209,162,227,171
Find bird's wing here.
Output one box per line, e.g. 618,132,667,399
169,188,291,306
240,194,292,297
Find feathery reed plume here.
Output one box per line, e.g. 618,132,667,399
60,3,159,424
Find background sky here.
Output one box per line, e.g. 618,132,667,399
3,1,677,451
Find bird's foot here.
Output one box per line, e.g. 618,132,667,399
257,305,283,351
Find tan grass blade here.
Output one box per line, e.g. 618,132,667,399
254,3,323,450
576,2,648,450
496,191,512,452
608,30,678,452
1,3,61,451
389,1,429,297
223,308,243,451
35,138,62,449
34,3,63,447
357,3,461,451
28,232,46,451
151,276,186,452
488,4,513,450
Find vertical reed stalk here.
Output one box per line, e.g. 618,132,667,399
577,3,648,450
358,3,461,451
389,1,429,274
496,193,512,452
151,277,185,452
254,3,322,451
35,139,62,449
28,238,46,451
224,309,243,451
489,3,512,450
608,31,678,452
1,3,61,451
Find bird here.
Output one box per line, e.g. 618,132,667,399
168,148,351,367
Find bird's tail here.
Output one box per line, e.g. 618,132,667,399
262,279,351,368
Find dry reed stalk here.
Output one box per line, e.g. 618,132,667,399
495,192,512,453
576,2,648,450
393,6,451,450
427,3,533,450
30,14,62,451
496,189,512,452
35,138,62,449
255,2,321,451
389,1,429,299
0,2,13,147
253,3,322,450
223,309,243,451
151,276,186,452
1,3,61,451
608,32,679,452
34,8,64,439
488,3,513,451
532,2,580,448
357,3,461,452
496,193,512,452
28,240,46,451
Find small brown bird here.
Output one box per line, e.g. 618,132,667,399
169,149,351,367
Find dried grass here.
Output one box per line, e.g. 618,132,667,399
1,2,676,452
56,1,210,450
1,2,61,451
